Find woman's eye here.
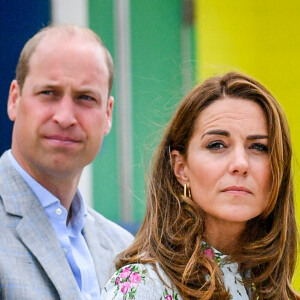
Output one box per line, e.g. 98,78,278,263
206,141,226,150
251,143,268,152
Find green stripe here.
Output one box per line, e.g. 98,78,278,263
89,0,195,223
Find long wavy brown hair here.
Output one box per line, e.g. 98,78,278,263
116,72,300,299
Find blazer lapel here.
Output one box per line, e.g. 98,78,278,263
16,204,81,300
83,212,117,289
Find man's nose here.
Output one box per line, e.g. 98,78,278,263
52,96,77,128
228,147,249,175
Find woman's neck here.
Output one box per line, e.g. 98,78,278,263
203,217,246,255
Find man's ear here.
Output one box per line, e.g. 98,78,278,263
104,95,114,135
171,150,190,187
7,80,21,121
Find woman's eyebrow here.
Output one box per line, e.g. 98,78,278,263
247,135,269,140
202,130,229,138
201,131,269,140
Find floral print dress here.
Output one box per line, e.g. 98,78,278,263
100,243,249,300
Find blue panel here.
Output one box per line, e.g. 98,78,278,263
0,0,50,155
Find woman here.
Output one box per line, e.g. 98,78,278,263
101,72,300,299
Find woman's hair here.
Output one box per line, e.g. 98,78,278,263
116,72,299,299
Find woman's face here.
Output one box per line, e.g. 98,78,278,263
173,97,271,227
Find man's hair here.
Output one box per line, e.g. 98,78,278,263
115,72,299,299
15,24,114,96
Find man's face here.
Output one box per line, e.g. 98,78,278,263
8,33,113,182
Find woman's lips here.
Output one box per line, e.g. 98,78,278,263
221,186,252,195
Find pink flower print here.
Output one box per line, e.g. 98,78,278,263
120,267,131,278
115,277,120,285
129,272,141,285
203,248,214,259
165,295,173,300
120,281,131,294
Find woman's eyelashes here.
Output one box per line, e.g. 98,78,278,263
206,140,226,150
250,143,269,152
205,140,269,153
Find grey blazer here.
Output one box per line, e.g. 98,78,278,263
0,151,134,299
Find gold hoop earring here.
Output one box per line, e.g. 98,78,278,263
184,184,191,198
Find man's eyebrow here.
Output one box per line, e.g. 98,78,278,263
33,83,60,90
202,130,229,138
76,88,98,95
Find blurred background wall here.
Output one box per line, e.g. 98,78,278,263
0,0,50,162
1,0,299,288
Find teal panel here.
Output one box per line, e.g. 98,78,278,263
89,1,194,224
130,0,183,222
89,0,120,221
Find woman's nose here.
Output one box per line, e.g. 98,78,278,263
228,148,249,175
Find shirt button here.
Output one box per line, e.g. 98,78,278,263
86,294,91,300
63,248,68,254
56,208,62,215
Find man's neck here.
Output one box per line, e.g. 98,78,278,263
34,173,81,211
10,149,82,212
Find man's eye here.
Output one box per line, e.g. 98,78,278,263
79,95,96,101
206,141,226,150
41,90,53,95
251,143,268,152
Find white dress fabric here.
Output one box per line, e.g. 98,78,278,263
100,244,249,300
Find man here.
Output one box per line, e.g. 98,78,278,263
0,25,133,299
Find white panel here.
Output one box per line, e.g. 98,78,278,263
115,0,133,223
78,164,92,207
51,0,88,27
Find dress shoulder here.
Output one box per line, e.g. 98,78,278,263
100,263,182,300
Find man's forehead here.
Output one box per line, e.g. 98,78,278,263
24,34,109,93
29,32,105,70
37,30,100,51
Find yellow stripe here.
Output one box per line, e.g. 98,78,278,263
195,0,300,289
